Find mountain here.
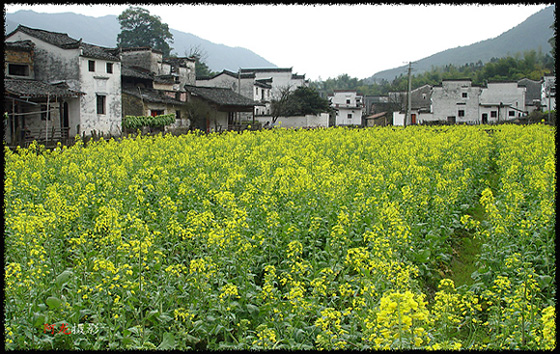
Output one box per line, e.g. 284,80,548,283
4,10,277,73
366,5,555,83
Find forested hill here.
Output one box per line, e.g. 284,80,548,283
312,50,555,96
366,5,555,83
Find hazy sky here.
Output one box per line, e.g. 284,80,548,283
5,3,552,81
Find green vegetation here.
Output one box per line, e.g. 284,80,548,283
123,114,176,130
117,6,174,57
311,50,555,96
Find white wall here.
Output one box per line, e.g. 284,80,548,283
431,80,482,123
254,113,329,129
78,56,122,136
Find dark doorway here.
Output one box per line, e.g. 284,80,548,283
62,102,69,138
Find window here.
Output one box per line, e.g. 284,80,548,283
509,111,515,117
462,92,468,98
490,111,497,118
106,62,113,74
88,60,95,72
8,64,30,77
346,99,351,104
347,113,353,119
458,110,465,117
150,110,164,117
176,110,181,120
96,95,106,115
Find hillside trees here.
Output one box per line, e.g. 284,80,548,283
312,50,554,96
117,6,174,57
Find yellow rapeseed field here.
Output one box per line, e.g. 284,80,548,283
4,124,555,350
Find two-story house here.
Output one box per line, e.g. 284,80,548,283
329,90,364,126
239,67,308,101
4,39,84,146
430,79,483,124
6,25,122,138
479,81,526,123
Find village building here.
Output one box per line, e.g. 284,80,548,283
518,78,544,114
479,81,526,123
120,47,194,133
196,69,271,121
4,40,83,146
328,90,364,126
183,85,258,132
238,67,308,100
430,79,483,124
5,25,122,139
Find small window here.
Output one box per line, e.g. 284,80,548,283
346,99,351,104
106,62,113,74
490,111,497,118
462,92,468,98
509,111,515,117
175,110,181,120
88,60,95,72
96,95,106,115
347,113,352,119
458,110,465,117
8,64,30,77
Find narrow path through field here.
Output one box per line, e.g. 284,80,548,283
447,135,500,289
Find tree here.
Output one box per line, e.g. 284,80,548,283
271,86,331,123
185,45,216,78
117,6,174,57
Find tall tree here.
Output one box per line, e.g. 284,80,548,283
117,6,174,57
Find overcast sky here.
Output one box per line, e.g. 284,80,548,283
5,3,552,81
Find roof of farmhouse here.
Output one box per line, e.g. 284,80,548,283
184,85,258,107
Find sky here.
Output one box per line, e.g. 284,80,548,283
4,3,552,81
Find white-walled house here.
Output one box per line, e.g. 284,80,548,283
329,90,364,126
479,81,526,123
430,79,483,123
6,25,122,137
239,68,308,101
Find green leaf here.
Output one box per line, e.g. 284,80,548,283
46,296,62,309
157,333,176,350
56,270,73,287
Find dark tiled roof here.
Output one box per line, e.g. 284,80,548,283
198,70,255,81
9,25,80,49
4,78,83,98
184,85,257,107
121,65,154,80
122,87,184,105
5,40,34,51
9,25,120,61
81,43,120,61
240,68,292,73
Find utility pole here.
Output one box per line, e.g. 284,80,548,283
405,61,412,128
